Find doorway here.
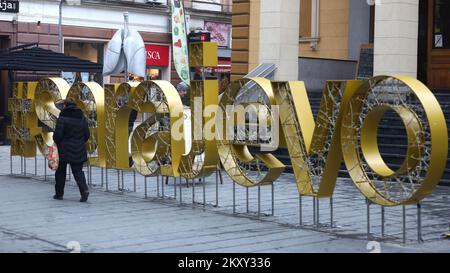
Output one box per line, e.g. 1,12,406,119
0,36,11,144
426,0,450,90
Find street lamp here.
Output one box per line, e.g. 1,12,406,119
58,0,82,53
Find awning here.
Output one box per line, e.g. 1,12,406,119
0,43,103,72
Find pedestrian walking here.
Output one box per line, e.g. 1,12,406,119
53,98,90,202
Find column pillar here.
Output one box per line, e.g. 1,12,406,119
231,0,300,81
374,0,419,77
259,0,300,80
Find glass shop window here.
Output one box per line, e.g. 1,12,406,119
433,0,450,49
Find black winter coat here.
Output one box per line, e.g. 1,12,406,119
53,104,90,164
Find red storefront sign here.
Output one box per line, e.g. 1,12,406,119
145,44,170,67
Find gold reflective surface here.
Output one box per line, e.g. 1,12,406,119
8,74,449,207
67,82,106,167
34,78,70,158
216,77,285,187
341,75,448,206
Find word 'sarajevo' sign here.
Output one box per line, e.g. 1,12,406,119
8,43,448,207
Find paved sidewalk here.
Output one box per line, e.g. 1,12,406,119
0,175,448,253
0,145,450,253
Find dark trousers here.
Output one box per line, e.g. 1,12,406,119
55,162,89,197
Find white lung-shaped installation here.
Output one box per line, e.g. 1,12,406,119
123,29,146,78
103,28,146,78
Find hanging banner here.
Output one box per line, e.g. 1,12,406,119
171,0,190,85
204,21,231,47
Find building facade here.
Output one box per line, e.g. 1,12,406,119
0,0,232,143
232,0,450,92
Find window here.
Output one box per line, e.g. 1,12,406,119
299,0,320,49
433,0,450,49
64,41,104,85
299,0,312,38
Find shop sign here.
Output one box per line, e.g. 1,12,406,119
145,44,170,67
188,32,211,43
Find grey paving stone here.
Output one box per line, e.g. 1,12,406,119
1,145,450,252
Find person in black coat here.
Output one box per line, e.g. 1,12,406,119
53,98,90,202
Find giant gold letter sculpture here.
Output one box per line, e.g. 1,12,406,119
130,81,185,177
273,80,363,197
104,82,143,170
216,77,285,187
7,82,42,157
340,75,448,206
178,42,220,179
66,82,106,167
34,78,70,157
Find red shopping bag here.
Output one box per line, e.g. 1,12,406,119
48,143,59,171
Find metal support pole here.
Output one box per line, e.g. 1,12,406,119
215,169,218,207
417,203,422,243
403,205,406,244
157,175,160,197
313,196,316,225
162,176,165,200
271,183,274,216
44,157,47,181
101,168,104,187
10,151,13,175
34,155,37,176
246,187,249,213
203,176,206,207
192,178,195,204
117,169,120,191
367,199,371,240
121,170,124,192
174,177,176,198
232,182,236,214
105,168,109,191
20,156,23,174
381,206,385,237
24,156,26,176
144,176,147,198
133,171,136,192
180,177,183,205
257,184,261,218
316,197,320,228
123,12,129,81
299,195,303,226
330,197,333,228
219,168,224,185
58,0,63,53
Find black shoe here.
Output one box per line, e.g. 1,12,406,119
80,192,90,202
53,195,63,200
